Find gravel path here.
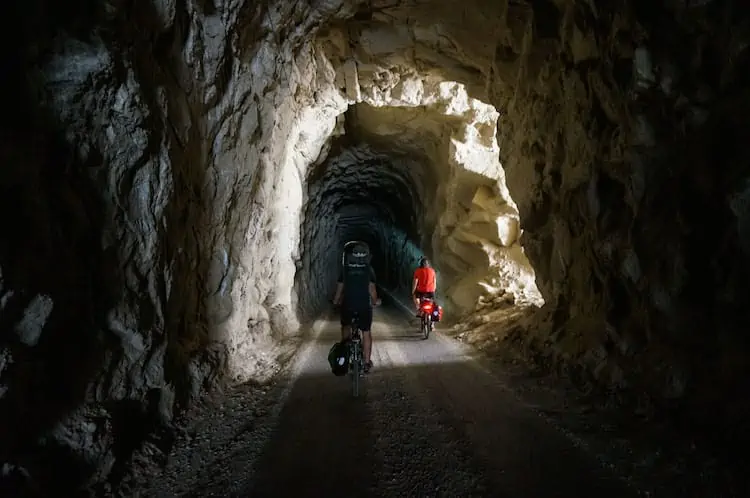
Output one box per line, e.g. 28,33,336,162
134,306,640,498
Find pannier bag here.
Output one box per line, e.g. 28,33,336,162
431,305,443,322
328,340,349,376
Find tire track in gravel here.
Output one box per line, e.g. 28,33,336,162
239,314,379,498
239,308,492,497
363,316,493,497
375,302,639,498
142,305,640,498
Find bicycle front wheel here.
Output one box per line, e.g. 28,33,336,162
351,357,360,397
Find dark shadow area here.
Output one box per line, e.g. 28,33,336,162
238,371,379,498
0,2,119,496
0,0,215,495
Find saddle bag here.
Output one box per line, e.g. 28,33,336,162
327,340,349,376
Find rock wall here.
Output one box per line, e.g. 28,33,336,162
370,0,750,444
311,40,544,310
0,0,362,493
494,0,750,430
296,20,545,318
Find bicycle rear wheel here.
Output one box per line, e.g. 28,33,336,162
422,317,431,339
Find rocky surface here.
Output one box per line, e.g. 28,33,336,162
1,0,749,494
297,76,543,316
121,309,640,498
115,306,743,498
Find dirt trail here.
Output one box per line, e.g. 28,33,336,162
138,306,639,498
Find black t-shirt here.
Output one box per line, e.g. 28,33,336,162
338,264,376,308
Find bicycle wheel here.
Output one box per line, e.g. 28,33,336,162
351,348,360,397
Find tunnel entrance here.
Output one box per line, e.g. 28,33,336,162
295,76,544,325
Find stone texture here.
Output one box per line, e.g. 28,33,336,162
295,65,543,314
1,0,749,494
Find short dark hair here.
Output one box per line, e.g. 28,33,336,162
419,257,429,267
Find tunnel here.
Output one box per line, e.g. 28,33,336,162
296,119,435,318
1,0,750,496
296,96,538,319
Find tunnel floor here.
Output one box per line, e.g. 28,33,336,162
136,305,638,498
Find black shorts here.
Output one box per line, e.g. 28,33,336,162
414,291,435,301
340,305,373,331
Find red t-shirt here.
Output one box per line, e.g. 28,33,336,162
413,267,436,292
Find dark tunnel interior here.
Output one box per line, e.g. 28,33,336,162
296,122,439,319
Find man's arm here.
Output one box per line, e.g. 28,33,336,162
412,275,419,294
368,266,379,304
333,270,344,305
333,282,344,305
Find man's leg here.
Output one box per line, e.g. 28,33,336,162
414,292,424,317
340,306,352,341
363,331,372,363
341,325,352,341
361,306,374,370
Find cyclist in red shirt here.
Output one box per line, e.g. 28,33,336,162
412,257,437,315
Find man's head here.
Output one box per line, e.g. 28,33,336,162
419,257,430,268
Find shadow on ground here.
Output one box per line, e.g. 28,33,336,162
182,314,637,498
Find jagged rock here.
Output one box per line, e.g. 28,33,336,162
13,295,53,347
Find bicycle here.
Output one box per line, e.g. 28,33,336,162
348,312,365,398
417,297,435,340
333,298,381,398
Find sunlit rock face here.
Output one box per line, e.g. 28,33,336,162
2,0,750,493
295,55,543,317
341,96,543,311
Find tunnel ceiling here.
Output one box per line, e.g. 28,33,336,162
309,140,430,236
3,0,750,494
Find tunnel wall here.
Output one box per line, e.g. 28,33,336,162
311,59,543,314
343,0,750,442
489,0,750,416
313,0,750,456
0,0,362,493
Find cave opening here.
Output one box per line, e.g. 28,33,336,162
295,84,544,326
296,133,435,319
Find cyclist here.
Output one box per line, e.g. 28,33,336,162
333,241,379,372
412,256,437,316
